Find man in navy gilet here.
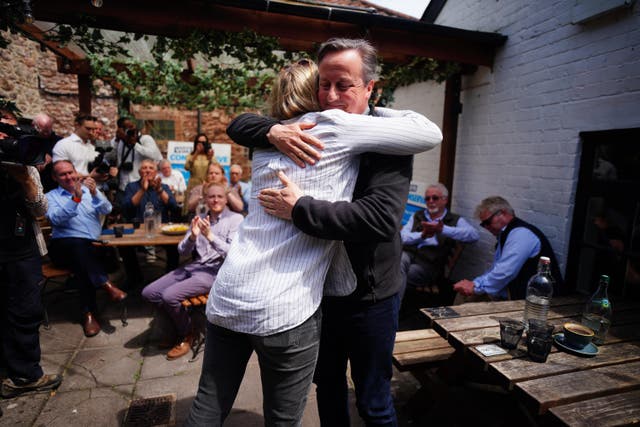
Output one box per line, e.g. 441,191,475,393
400,183,478,296
453,196,564,301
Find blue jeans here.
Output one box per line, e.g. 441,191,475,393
185,308,321,426
314,294,400,427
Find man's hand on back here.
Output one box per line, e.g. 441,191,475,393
267,123,324,168
259,171,302,220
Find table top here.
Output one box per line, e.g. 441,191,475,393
421,296,640,424
94,224,187,247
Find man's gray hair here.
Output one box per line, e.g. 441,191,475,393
317,38,378,83
427,183,449,199
158,159,170,168
475,196,515,218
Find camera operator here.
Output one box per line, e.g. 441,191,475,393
0,125,62,396
114,117,162,192
52,114,110,185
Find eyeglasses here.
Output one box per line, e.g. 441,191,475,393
480,210,502,228
425,195,441,202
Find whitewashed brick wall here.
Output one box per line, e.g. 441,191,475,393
393,1,640,282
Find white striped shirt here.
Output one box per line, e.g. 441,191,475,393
207,108,442,335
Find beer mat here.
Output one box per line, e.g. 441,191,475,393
101,228,135,235
424,307,460,319
475,344,508,357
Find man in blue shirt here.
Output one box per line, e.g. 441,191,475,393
453,196,563,301
120,159,180,287
401,183,479,297
46,160,127,337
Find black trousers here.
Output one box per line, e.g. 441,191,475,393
49,238,109,314
0,253,44,383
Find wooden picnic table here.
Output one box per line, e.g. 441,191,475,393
421,296,640,426
94,223,187,247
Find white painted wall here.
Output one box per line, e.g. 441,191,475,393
392,1,640,282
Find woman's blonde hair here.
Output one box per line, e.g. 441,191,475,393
269,59,321,120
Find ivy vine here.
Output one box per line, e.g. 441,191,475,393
2,6,460,112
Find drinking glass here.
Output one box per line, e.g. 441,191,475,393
499,319,525,349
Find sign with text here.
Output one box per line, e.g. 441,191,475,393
166,141,232,182
402,180,428,225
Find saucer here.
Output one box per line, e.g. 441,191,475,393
553,333,598,357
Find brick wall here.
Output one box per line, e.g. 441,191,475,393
0,31,252,179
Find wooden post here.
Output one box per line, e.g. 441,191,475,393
438,73,462,201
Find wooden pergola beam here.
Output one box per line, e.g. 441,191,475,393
30,0,506,67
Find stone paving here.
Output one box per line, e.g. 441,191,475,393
0,256,376,426
0,254,523,426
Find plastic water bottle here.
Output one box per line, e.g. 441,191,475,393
144,202,156,238
581,275,613,345
523,256,555,330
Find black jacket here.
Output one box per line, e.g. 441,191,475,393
227,112,412,302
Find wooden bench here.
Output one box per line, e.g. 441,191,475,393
180,293,209,362
393,329,455,372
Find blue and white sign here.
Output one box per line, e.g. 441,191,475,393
167,141,232,182
402,180,427,225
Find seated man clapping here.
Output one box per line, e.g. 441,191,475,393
141,182,243,360
46,160,127,337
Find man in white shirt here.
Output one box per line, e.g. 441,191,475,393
400,183,479,298
114,117,162,191
51,114,100,177
158,159,186,194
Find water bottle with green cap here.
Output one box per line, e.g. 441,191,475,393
581,275,613,345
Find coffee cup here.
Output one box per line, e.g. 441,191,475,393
562,322,594,349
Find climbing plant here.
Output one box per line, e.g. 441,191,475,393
2,6,460,112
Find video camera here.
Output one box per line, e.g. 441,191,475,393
89,147,115,175
0,122,47,166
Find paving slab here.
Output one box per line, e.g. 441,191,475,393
34,385,133,427
59,347,143,391
0,393,49,426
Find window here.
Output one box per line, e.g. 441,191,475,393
567,128,640,299
135,119,175,141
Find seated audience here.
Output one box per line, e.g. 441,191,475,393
142,182,243,360
120,159,180,287
229,163,251,214
159,159,187,194
46,160,127,337
185,162,243,217
453,196,564,302
401,183,478,296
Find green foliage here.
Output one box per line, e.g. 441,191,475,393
1,4,460,111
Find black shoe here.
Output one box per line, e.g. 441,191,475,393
1,374,62,398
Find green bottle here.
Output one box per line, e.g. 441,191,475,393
581,275,613,345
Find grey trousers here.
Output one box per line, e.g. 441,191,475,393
185,309,322,427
